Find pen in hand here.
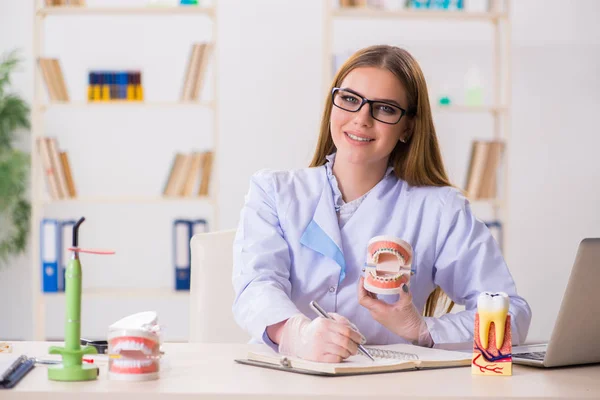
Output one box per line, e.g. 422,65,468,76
309,300,375,361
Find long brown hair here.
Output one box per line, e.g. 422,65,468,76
310,45,454,317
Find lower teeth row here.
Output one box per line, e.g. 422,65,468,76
370,271,402,282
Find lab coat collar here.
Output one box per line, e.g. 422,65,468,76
299,169,347,283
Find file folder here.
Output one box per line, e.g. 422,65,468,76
40,218,60,292
173,219,192,291
191,218,208,237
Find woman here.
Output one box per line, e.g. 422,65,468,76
232,45,531,363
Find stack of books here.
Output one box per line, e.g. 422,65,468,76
36,137,77,200
163,151,214,197
181,42,213,101
464,140,504,200
38,58,69,102
87,71,144,102
339,0,367,7
44,0,85,6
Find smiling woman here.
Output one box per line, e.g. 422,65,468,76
232,45,531,364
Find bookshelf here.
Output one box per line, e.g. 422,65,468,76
31,1,219,340
323,0,511,251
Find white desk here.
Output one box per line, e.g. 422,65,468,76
3,342,600,399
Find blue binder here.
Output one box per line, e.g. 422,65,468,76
173,219,192,291
40,219,60,293
173,219,209,291
191,218,208,237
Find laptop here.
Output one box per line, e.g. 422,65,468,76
512,238,600,368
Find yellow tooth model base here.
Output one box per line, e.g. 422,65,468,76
472,313,512,376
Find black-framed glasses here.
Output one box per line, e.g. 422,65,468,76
331,87,407,125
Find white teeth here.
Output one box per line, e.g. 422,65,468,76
477,292,509,350
347,133,373,142
112,359,154,368
372,248,405,265
112,340,154,355
368,268,405,282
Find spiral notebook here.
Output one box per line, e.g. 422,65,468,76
236,344,471,376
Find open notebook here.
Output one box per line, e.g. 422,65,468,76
235,344,471,376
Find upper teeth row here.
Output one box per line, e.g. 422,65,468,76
372,248,406,265
112,341,153,355
111,359,155,368
348,133,372,142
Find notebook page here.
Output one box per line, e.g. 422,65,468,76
247,346,417,374
366,344,471,362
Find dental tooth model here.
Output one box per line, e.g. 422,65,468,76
108,311,162,381
472,291,512,376
363,236,413,295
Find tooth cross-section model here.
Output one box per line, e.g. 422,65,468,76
472,292,512,376
363,236,413,295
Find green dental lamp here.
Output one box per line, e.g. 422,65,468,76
47,217,115,381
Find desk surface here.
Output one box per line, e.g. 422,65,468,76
3,342,600,400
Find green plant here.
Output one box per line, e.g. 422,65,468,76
0,50,31,266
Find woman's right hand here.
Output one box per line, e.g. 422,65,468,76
278,313,365,363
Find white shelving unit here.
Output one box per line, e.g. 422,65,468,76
322,0,511,249
30,1,219,340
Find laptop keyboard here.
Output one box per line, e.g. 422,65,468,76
514,351,546,361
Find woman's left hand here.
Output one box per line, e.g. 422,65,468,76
357,276,433,347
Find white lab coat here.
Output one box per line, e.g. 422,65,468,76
232,163,531,346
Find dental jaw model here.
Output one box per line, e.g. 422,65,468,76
363,236,413,295
48,217,115,381
108,311,162,381
472,292,512,376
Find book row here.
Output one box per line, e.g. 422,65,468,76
37,43,212,104
87,71,144,102
163,151,214,198
36,137,77,200
36,137,214,200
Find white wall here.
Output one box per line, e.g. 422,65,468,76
0,0,599,342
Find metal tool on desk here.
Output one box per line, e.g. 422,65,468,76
309,300,374,361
